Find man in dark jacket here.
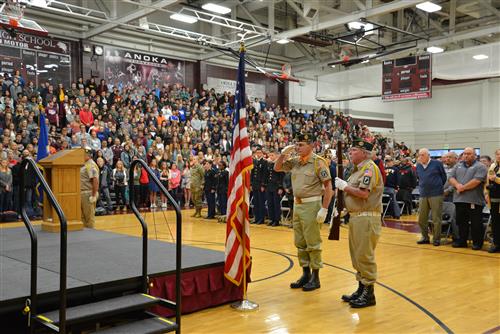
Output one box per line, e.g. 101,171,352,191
384,156,401,219
96,157,113,213
397,157,417,215
204,160,217,219
266,149,284,226
250,145,268,224
416,148,447,246
216,160,229,216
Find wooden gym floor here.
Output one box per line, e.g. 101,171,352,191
2,210,499,334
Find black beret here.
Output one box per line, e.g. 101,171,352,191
253,144,263,151
294,132,315,143
352,137,374,151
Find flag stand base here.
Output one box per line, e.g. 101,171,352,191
230,299,259,311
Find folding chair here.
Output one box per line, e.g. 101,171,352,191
382,194,392,225
428,202,455,244
411,188,420,214
280,195,292,227
483,206,492,243
397,201,405,217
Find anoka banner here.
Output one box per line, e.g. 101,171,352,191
104,47,185,90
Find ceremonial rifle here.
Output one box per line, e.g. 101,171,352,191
328,139,344,240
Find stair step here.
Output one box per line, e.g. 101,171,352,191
36,293,161,326
94,317,177,334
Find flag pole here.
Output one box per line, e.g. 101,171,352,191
230,43,258,311
231,170,258,311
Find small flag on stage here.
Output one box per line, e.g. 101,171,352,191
224,45,254,287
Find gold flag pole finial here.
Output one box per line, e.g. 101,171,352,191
239,42,246,53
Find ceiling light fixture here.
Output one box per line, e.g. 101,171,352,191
276,38,290,44
426,46,444,53
472,54,488,60
170,13,198,24
201,3,231,15
361,59,370,63
346,21,374,35
331,65,336,68
416,1,442,13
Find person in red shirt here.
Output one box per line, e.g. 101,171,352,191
79,103,94,129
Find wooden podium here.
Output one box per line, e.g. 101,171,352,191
39,149,85,232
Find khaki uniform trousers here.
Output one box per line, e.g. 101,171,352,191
349,215,381,285
292,200,322,270
191,187,203,210
81,190,97,228
417,195,443,241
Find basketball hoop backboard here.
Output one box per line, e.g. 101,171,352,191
0,0,48,36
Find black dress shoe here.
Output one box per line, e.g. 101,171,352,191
342,282,364,302
302,269,320,291
290,267,311,289
350,285,376,308
471,244,482,250
488,245,500,253
452,241,467,248
417,239,430,244
433,240,440,246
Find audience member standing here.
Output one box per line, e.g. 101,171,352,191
203,160,217,219
266,149,284,227
485,149,500,253
416,148,447,246
251,145,268,225
383,156,401,219
449,147,488,250
397,157,417,215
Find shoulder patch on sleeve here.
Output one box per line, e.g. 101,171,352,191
320,169,328,178
362,175,371,185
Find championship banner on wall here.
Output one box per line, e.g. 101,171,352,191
0,31,71,87
104,47,185,90
207,77,266,101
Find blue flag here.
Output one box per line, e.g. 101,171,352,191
37,113,49,161
36,113,49,207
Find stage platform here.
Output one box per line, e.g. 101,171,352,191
1,227,242,320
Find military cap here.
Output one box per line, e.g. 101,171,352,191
83,146,93,154
352,137,374,151
294,132,315,143
253,144,263,151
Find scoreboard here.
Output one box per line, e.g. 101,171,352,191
382,54,432,101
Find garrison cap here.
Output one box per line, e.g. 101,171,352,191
294,132,315,143
352,137,374,151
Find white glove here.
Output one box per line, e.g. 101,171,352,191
316,207,328,224
281,145,295,155
333,207,339,218
89,195,97,204
335,177,348,191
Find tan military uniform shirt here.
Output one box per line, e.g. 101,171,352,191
282,153,331,198
80,159,99,192
344,159,384,213
190,164,205,190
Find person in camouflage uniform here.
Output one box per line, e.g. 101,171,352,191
190,156,205,218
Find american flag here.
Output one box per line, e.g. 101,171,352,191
224,47,253,286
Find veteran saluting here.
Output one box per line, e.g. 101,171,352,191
275,132,333,291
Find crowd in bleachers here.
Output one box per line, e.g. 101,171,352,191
0,72,498,252
0,72,400,214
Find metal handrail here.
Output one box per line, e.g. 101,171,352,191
128,159,182,333
19,158,68,334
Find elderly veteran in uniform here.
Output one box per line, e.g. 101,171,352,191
334,138,383,308
275,132,333,291
81,147,99,228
